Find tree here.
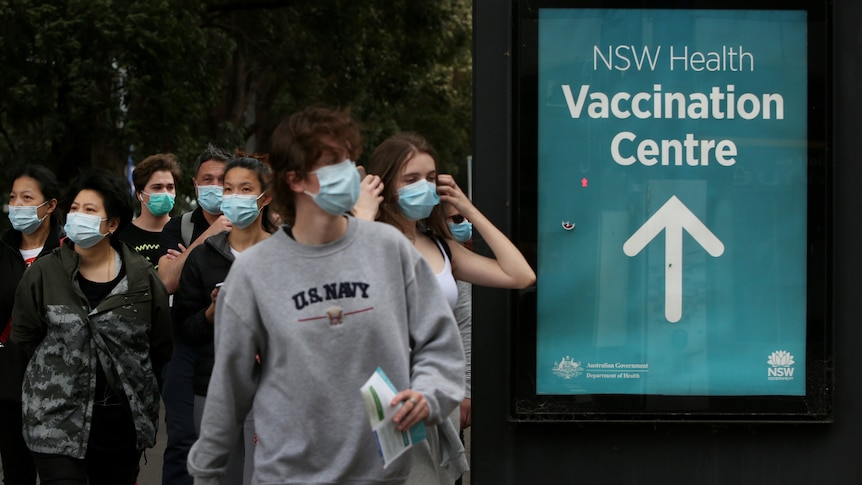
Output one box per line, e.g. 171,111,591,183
0,0,226,181
0,0,473,213
202,0,473,177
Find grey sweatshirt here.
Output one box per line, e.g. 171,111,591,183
187,218,465,485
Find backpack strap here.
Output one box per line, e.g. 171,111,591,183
181,211,194,247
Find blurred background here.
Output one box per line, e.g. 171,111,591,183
0,0,473,228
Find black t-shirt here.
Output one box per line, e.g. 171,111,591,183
77,262,126,310
77,261,127,407
158,207,211,260
117,223,162,269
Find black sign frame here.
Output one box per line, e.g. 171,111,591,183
510,0,833,423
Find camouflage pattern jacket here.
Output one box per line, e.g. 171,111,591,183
11,240,173,457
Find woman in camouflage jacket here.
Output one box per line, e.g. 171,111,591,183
11,171,172,485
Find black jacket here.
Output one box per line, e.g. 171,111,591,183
0,217,62,401
11,238,173,455
172,231,234,395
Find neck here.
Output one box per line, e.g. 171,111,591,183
133,210,170,232
76,238,113,263
292,201,349,245
228,222,269,252
20,219,50,250
76,238,116,283
400,217,420,243
202,210,221,226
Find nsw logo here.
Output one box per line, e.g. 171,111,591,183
552,356,582,379
767,350,795,381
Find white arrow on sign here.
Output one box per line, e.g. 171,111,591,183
623,195,724,323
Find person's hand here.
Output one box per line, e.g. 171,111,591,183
204,286,220,324
460,397,471,429
163,244,186,262
436,174,475,218
201,215,233,239
352,173,384,221
391,389,428,431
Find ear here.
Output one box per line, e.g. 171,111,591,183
286,171,305,194
45,198,58,214
106,216,121,235
259,191,273,207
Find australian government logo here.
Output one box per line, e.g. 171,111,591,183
552,356,583,379
552,356,648,380
767,350,796,381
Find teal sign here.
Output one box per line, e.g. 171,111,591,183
536,9,808,396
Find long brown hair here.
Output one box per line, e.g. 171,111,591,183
367,132,451,240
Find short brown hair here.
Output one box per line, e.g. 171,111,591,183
132,153,182,193
268,106,362,224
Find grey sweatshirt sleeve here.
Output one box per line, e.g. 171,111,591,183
453,280,472,399
403,252,466,425
187,267,261,482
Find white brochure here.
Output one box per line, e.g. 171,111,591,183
360,367,427,468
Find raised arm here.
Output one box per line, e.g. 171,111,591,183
158,215,232,294
437,174,536,289
350,173,384,221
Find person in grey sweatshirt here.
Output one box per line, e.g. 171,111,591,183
187,106,465,485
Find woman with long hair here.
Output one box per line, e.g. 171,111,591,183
365,132,536,483
367,132,535,293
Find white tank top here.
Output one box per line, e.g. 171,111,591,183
433,238,458,309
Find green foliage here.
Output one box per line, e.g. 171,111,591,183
201,0,473,178
0,0,473,206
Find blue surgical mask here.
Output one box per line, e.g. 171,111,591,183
221,193,264,229
8,201,49,235
142,192,175,217
448,220,473,243
397,180,440,221
305,159,360,216
197,185,223,214
64,212,108,249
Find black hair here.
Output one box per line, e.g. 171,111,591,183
193,143,232,176
10,164,61,202
65,170,134,235
224,156,276,233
